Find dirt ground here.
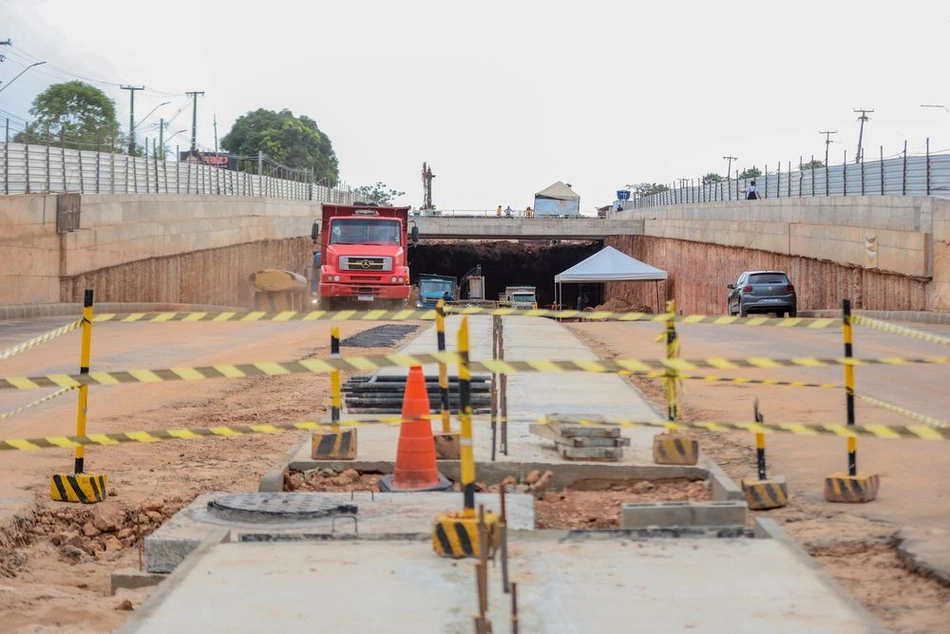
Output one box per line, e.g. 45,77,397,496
566,320,950,634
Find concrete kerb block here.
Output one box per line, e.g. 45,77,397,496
621,500,747,530
824,472,880,504
110,568,168,595
741,475,789,510
700,451,745,502
652,433,699,465
310,427,357,460
258,434,310,493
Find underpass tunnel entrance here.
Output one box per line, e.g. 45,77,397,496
409,240,602,308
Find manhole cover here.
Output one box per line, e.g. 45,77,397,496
207,493,357,523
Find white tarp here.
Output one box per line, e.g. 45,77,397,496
535,181,580,200
555,246,667,282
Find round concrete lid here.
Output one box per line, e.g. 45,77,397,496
208,492,357,523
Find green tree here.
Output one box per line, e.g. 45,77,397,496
353,182,406,206
220,108,339,184
14,81,123,151
738,167,761,179
702,172,725,184
625,182,670,196
799,159,824,170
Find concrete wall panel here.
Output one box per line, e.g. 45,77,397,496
605,236,929,315
60,237,312,307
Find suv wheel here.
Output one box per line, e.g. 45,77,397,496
739,306,748,318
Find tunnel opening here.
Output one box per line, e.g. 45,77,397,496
409,239,603,308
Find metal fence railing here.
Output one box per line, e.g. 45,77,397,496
0,142,356,204
624,141,950,208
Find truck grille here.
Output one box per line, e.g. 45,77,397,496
340,256,391,272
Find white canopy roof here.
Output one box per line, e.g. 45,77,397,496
535,181,580,200
555,246,668,283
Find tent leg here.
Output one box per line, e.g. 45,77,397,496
655,280,660,313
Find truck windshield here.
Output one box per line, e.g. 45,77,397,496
512,293,535,303
330,219,401,245
421,279,454,295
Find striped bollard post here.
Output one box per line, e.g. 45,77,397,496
310,326,356,460
653,300,698,465
741,398,788,509
825,299,879,503
434,300,460,459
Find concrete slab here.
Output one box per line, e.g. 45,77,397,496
145,491,534,573
122,534,884,634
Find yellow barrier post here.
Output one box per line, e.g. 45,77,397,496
310,326,356,460
653,300,698,465
433,316,498,558
330,327,341,423
741,398,788,509
825,299,879,503
434,300,460,459
50,289,107,504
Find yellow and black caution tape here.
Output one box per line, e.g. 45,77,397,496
624,371,842,389
853,315,950,347
2,353,949,391
89,308,841,328
0,320,82,361
855,393,949,430
0,387,75,420
1,415,946,452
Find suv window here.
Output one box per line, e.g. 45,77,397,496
748,273,789,285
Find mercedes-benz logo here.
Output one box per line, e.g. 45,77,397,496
360,259,372,269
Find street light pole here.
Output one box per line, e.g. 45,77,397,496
0,60,47,94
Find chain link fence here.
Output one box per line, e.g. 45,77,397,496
0,141,355,204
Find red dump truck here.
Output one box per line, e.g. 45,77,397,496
311,204,417,310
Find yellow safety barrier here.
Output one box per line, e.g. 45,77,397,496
2,353,948,391
853,315,950,346
0,320,82,361
854,393,949,430
0,387,75,420
0,415,946,452
88,308,842,328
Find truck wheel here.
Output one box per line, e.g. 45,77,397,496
315,297,331,311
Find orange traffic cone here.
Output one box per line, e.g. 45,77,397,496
379,366,453,492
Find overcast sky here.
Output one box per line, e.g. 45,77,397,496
1,1,947,210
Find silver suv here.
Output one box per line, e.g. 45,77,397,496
727,271,797,317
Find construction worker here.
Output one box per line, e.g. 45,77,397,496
496,205,502,217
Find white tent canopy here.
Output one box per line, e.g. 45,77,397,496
554,246,667,310
555,246,667,282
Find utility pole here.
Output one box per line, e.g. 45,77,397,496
158,118,165,161
723,155,737,177
819,130,837,166
185,91,205,153
853,108,873,164
213,113,218,153
120,85,145,155
0,39,10,63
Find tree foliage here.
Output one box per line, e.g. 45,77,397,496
353,182,406,206
220,108,339,184
738,167,761,179
702,172,725,184
13,81,123,151
799,159,824,170
624,182,670,196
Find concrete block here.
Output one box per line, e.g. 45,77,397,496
652,434,699,465
434,433,460,460
690,501,747,527
557,445,623,461
824,472,879,503
621,501,746,529
741,476,789,510
110,568,168,595
622,502,691,529
310,429,356,460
